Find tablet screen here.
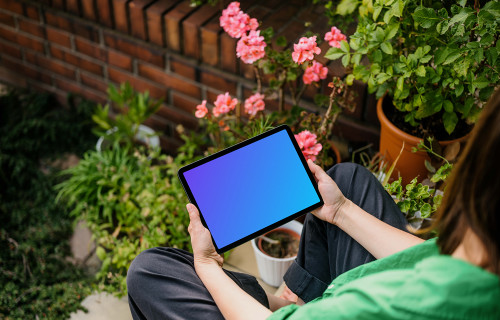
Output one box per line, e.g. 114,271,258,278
178,125,323,253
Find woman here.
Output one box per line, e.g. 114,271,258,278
127,89,500,320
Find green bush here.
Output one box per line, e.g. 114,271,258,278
57,146,195,294
0,89,95,319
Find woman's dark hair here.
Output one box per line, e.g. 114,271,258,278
430,87,500,274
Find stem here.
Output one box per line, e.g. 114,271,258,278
319,86,338,135
278,84,285,112
254,66,262,93
295,85,307,105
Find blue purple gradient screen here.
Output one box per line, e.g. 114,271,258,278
182,130,320,249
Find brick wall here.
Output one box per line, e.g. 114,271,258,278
0,0,380,154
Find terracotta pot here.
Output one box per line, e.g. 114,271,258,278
377,97,467,185
257,228,300,258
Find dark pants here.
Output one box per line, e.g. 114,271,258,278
127,163,407,319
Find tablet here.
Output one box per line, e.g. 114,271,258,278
178,125,323,253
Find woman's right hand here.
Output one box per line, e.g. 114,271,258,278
307,159,350,225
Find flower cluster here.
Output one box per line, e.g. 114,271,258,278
244,93,265,116
303,61,328,85
294,130,323,162
292,36,321,65
324,26,346,48
219,2,258,39
236,30,267,64
213,92,238,117
195,100,208,118
220,2,266,65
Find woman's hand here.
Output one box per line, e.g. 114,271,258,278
307,159,350,225
186,203,224,268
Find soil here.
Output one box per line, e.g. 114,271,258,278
260,230,299,259
382,97,473,141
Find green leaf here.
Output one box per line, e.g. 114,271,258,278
413,7,440,28
455,83,464,96
443,100,453,113
449,8,473,26
443,111,458,134
340,40,350,53
434,47,449,65
351,53,362,65
96,246,107,261
341,54,350,67
336,0,359,15
276,36,287,47
345,74,355,86
397,76,404,91
436,20,450,34
415,65,426,77
473,75,489,89
420,203,432,218
380,42,393,54
385,23,400,40
373,5,383,21
324,47,344,60
442,50,461,65
391,0,404,18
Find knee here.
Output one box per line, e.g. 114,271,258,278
127,248,156,296
325,163,375,197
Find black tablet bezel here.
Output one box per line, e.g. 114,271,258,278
177,124,324,253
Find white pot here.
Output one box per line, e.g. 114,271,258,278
96,124,160,151
251,220,303,287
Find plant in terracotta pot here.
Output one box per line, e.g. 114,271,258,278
325,0,500,182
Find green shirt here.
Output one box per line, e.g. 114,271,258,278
268,239,500,320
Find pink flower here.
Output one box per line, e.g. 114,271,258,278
213,92,238,117
244,93,265,116
236,30,267,64
292,36,321,65
219,2,258,39
294,130,322,162
303,61,328,85
324,26,346,48
195,100,208,118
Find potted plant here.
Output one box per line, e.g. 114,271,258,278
93,82,162,151
250,220,303,287
325,0,500,183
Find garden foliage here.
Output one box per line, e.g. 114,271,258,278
0,90,95,319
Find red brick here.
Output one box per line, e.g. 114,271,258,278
138,62,201,98
239,61,254,80
1,55,50,83
182,4,219,60
332,115,379,145
112,0,131,34
0,40,21,58
50,46,103,75
0,25,17,43
220,33,237,73
104,32,164,67
142,114,170,133
97,0,114,28
18,18,45,38
81,0,97,21
51,0,65,10
200,17,220,66
170,57,195,80
80,71,108,92
16,32,45,52
53,76,108,104
146,0,179,47
46,26,72,48
108,66,167,100
273,20,303,49
24,4,40,21
73,21,99,42
128,0,156,40
261,5,299,32
75,37,107,60
171,91,200,114
164,1,198,52
25,51,76,79
0,12,15,27
156,104,198,129
200,71,236,95
66,0,81,16
0,0,23,15
45,12,72,32
159,135,182,153
108,49,133,71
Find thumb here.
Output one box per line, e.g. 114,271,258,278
308,159,330,181
187,204,201,224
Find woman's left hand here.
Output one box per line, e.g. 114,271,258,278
186,203,224,268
